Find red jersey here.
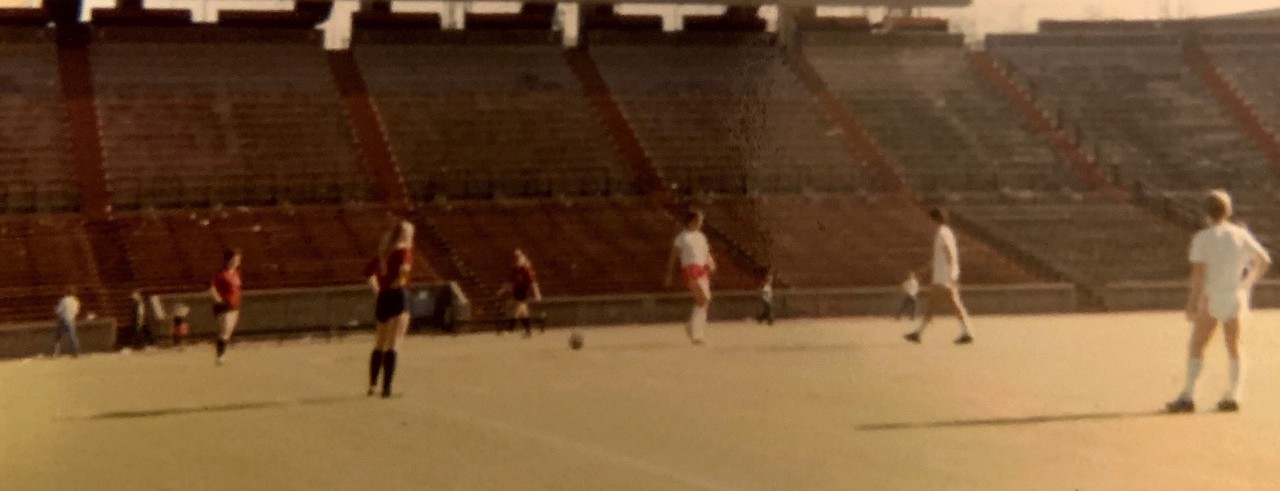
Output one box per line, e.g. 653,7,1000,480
510,264,536,299
212,269,242,309
367,247,413,290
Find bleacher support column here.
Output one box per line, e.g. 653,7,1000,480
558,2,578,47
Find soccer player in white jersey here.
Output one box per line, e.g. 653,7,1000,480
904,208,975,345
1167,190,1271,413
665,210,716,345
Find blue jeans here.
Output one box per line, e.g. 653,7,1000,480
52,318,81,357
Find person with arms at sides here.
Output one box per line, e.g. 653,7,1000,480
52,286,82,358
496,249,542,338
665,210,716,345
904,208,974,345
210,249,243,366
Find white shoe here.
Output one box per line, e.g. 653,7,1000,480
215,356,224,366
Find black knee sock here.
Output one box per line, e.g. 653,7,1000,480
215,339,227,357
381,350,397,397
368,350,384,387
521,318,532,336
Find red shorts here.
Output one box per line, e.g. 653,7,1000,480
682,264,709,283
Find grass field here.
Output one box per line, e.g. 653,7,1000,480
4,311,1280,490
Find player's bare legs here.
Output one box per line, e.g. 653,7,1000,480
1169,313,1217,412
1220,318,1243,410
686,276,710,344
905,285,972,344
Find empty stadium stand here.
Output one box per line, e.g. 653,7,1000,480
699,193,1039,287
804,33,1084,197
90,25,368,209
0,26,77,213
987,33,1276,195
590,32,873,195
114,204,436,292
416,198,758,303
352,30,632,200
949,195,1193,287
1202,32,1280,137
0,214,105,323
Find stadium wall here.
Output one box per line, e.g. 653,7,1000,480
0,318,117,359
146,282,467,340
1102,280,1280,312
534,283,1078,327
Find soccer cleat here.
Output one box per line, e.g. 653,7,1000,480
1217,399,1239,412
691,339,706,346
954,334,973,345
367,386,376,397
903,332,921,344
381,389,392,399
1165,398,1195,413
215,356,224,367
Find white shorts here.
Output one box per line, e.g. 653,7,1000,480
1202,290,1249,323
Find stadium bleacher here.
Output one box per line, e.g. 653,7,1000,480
353,30,632,200
1202,32,1280,136
91,25,367,209
590,31,873,195
804,34,1084,196
987,33,1276,195
0,26,77,213
700,193,1038,287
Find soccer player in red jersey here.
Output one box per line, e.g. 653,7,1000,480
366,220,415,398
210,249,243,366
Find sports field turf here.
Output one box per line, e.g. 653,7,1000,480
4,311,1280,490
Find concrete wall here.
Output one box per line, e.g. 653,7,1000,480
0,318,117,359
148,283,464,340
1102,280,1280,312
534,283,1079,327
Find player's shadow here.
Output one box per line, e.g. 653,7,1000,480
75,395,364,421
858,409,1213,431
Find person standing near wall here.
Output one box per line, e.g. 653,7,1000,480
52,286,82,358
211,249,243,366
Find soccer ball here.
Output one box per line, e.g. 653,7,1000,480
569,331,584,350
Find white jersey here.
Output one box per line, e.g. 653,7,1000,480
673,230,710,267
1190,222,1270,299
902,276,920,297
56,295,80,321
932,225,960,285
761,283,773,302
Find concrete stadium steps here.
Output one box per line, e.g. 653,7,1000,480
803,39,1085,198
415,198,760,306
948,196,1194,289
0,214,108,323
352,39,632,200
589,34,875,195
112,205,439,294
90,27,368,209
0,26,79,214
986,33,1277,195
698,193,1041,288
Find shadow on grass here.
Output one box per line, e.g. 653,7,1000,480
75,395,366,420
858,409,1223,431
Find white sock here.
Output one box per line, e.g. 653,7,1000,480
1226,357,1243,401
1180,358,1203,400
690,306,708,341
912,317,928,335
958,316,972,337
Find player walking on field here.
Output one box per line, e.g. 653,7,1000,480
665,210,716,345
496,249,542,338
1167,190,1271,413
211,249,243,366
904,208,974,345
366,220,415,398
